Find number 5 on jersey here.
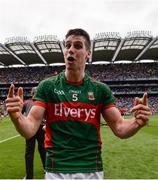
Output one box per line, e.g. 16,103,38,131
72,94,78,101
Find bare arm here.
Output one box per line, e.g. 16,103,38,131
103,107,141,138
102,93,152,139
13,106,45,139
5,84,45,139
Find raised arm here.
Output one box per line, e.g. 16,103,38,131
5,84,45,139
102,93,152,139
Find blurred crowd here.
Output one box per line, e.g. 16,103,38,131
0,62,158,84
0,62,158,115
0,100,7,120
115,96,157,114
87,62,158,81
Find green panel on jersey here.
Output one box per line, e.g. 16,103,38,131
45,120,103,173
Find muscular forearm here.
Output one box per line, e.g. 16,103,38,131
10,113,38,139
103,106,150,139
113,118,143,139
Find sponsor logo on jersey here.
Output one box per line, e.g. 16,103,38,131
54,103,96,121
54,88,65,95
88,92,95,100
68,90,81,94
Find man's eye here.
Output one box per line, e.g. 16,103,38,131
74,44,82,49
65,44,71,49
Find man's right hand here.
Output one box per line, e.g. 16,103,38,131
131,93,151,127
5,84,24,121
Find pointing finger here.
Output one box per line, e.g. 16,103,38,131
142,93,148,106
134,97,139,106
17,87,23,101
7,84,15,98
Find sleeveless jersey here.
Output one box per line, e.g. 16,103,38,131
34,72,115,173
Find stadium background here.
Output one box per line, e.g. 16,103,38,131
0,31,158,179
0,30,158,115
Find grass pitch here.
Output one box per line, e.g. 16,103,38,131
101,115,158,179
0,115,158,179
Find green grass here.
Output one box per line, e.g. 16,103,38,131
0,117,18,141
102,115,158,179
0,117,44,179
0,116,158,179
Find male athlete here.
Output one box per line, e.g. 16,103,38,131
5,28,152,179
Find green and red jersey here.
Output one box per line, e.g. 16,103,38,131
34,72,115,173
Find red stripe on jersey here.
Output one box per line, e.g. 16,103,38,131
104,103,115,109
44,124,53,148
35,101,47,108
47,102,102,127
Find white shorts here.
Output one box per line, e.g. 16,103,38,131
45,171,104,179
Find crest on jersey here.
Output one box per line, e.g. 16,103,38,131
88,92,95,100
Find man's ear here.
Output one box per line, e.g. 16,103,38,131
86,50,91,62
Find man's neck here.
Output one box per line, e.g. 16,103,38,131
65,70,85,83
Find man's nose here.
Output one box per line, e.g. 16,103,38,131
68,45,74,54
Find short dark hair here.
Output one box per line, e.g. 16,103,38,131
65,28,91,50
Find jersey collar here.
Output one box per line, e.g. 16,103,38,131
61,71,89,86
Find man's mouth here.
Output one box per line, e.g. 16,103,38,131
67,56,75,62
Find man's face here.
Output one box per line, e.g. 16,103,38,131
64,35,90,71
